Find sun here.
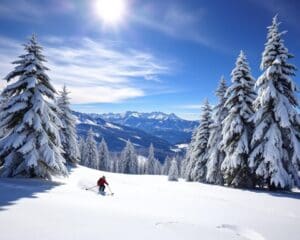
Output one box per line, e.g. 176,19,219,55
95,0,126,24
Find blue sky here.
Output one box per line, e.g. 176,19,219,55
0,0,299,120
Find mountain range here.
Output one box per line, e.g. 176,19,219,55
99,111,198,144
73,111,198,160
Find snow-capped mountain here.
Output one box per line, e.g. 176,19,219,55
73,111,177,160
99,111,198,144
100,111,180,121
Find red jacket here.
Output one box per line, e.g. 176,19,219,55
97,177,108,186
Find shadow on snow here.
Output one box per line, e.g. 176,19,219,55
197,181,300,200
0,178,63,211
238,187,300,200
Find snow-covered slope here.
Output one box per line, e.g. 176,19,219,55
1,166,300,240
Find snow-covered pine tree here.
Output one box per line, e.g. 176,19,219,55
120,140,138,174
83,129,98,169
176,155,182,176
145,143,156,175
154,159,162,175
174,154,183,174
0,95,6,167
181,149,192,178
206,77,228,185
98,138,110,171
109,158,116,173
184,126,199,180
168,158,179,181
115,155,122,173
186,100,213,182
162,156,172,175
0,35,67,179
78,137,85,165
0,94,8,140
57,85,80,165
129,143,138,174
110,152,119,173
138,157,146,174
249,16,300,190
221,51,256,188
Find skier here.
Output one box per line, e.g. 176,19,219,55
97,176,109,194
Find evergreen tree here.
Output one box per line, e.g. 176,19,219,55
249,16,300,190
57,85,80,165
0,35,67,179
129,144,138,174
206,77,228,185
180,153,189,178
98,138,110,171
115,155,121,173
186,100,212,182
119,140,138,174
221,51,256,188
83,129,98,169
145,143,156,175
154,159,162,175
162,156,172,175
109,158,116,173
0,95,8,140
112,152,120,172
78,137,85,165
176,155,182,176
0,95,7,167
168,158,179,181
138,157,146,174
184,123,200,181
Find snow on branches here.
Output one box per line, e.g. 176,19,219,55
0,35,67,179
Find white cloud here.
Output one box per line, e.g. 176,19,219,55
67,86,144,104
130,3,228,52
0,36,170,103
177,112,200,121
0,0,43,21
175,103,215,121
0,0,76,22
131,5,208,44
178,104,203,110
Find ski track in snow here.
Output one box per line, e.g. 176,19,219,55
155,222,266,240
155,221,180,226
217,224,265,240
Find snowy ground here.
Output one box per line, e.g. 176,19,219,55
0,166,300,240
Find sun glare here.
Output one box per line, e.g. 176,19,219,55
95,0,126,24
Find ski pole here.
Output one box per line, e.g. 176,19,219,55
107,185,114,195
86,185,97,190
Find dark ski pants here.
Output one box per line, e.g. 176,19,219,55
99,185,105,193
